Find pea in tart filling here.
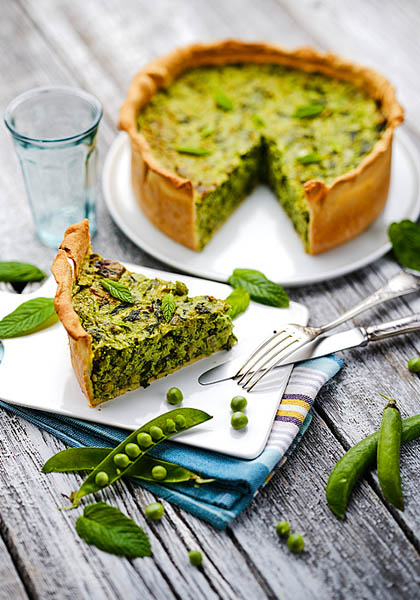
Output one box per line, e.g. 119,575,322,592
52,220,236,406
120,40,403,254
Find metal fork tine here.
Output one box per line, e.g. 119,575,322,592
239,334,294,387
242,338,300,390
235,329,287,382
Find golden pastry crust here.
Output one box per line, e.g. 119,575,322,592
119,40,404,254
51,220,95,406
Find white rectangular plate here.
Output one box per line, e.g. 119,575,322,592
0,265,307,459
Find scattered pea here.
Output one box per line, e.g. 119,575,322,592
95,471,109,487
230,395,247,412
189,550,203,567
408,357,420,373
231,411,248,430
145,501,164,520
150,426,164,441
167,387,183,405
113,453,130,469
276,520,291,537
287,533,305,553
165,418,177,433
152,465,168,481
137,432,153,449
175,414,186,429
125,443,141,459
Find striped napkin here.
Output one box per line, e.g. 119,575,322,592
0,356,342,529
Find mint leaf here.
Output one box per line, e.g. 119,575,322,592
296,152,322,165
293,104,324,118
101,279,133,303
75,502,152,558
162,293,176,322
0,261,46,283
226,288,250,319
0,297,57,338
214,89,233,111
176,146,211,156
252,114,266,128
388,220,420,271
228,269,289,308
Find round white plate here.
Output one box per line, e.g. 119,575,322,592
103,131,420,286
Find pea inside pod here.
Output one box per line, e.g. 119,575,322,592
66,408,212,508
42,447,213,485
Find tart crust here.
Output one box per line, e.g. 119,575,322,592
51,220,95,404
119,40,404,254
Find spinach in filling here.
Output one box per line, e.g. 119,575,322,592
137,63,385,249
72,253,236,402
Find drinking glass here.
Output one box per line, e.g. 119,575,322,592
4,86,102,248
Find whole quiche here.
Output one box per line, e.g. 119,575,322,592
120,40,403,254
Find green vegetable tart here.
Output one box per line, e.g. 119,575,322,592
52,220,236,406
120,40,403,254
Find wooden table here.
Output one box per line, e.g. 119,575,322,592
1,1,420,598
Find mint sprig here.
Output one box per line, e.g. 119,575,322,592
176,146,211,156
214,89,233,111
293,104,324,119
75,502,152,558
296,152,322,165
226,288,250,319
0,297,57,338
101,279,134,303
0,261,46,283
228,269,289,308
162,293,176,322
388,220,420,271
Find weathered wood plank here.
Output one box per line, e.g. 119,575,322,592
231,410,420,599
0,532,28,599
0,407,271,599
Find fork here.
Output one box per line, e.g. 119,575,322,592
237,271,420,391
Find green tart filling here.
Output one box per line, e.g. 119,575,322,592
72,252,236,402
137,63,385,249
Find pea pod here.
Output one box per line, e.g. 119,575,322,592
377,395,404,510
326,414,420,519
67,408,212,508
42,447,213,484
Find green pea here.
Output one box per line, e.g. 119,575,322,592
95,471,109,487
150,426,164,441
165,418,177,433
113,453,130,469
175,414,186,429
287,533,305,553
145,501,164,520
125,443,141,459
377,395,404,510
408,357,420,372
231,411,248,430
230,395,247,412
167,387,183,405
188,550,203,566
152,465,168,480
137,432,153,449
276,520,290,537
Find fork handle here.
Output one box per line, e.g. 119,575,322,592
320,272,420,334
366,313,420,342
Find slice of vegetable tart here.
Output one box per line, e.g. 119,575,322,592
52,220,236,406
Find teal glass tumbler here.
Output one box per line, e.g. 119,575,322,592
4,87,102,248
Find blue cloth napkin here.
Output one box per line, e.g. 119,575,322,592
0,356,342,529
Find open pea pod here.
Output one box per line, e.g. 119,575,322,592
42,447,213,484
67,408,212,508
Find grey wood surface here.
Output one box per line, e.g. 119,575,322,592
1,1,420,598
